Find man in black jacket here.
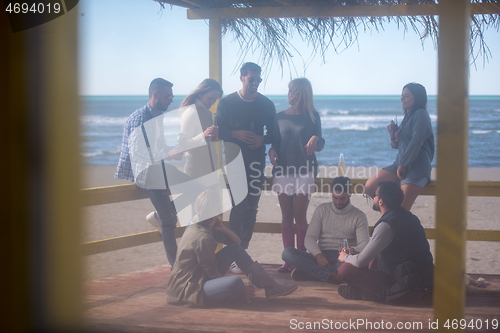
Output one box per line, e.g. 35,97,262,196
337,181,434,303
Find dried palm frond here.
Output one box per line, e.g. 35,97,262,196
154,0,499,75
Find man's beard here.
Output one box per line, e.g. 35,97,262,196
372,202,380,211
334,198,350,210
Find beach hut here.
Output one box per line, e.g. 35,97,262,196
1,1,499,332
152,0,500,326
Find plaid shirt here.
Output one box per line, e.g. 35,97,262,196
115,103,158,183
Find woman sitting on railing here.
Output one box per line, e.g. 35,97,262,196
166,190,298,307
364,83,434,210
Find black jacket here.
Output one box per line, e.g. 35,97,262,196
373,207,434,303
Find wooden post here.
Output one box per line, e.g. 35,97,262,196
208,18,225,248
40,8,83,330
209,18,222,115
0,6,82,331
0,10,31,332
433,1,470,330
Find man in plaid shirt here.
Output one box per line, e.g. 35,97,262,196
115,78,178,266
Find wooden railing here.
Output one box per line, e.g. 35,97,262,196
81,177,500,255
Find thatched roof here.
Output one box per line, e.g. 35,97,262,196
153,0,499,74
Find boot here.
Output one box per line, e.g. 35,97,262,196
278,226,295,272
296,227,307,252
246,261,298,300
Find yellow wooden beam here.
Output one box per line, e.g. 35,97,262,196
0,9,31,332
1,4,82,331
81,179,500,206
208,18,226,223
209,19,222,89
82,184,149,206
81,224,500,256
41,7,83,330
433,0,470,329
82,230,164,256
187,3,500,20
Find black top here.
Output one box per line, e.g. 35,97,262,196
216,92,276,159
271,111,324,177
373,207,433,267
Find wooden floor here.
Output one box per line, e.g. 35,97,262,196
85,264,500,332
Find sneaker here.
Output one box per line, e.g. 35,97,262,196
337,284,362,300
337,284,377,301
230,262,244,274
325,272,343,284
291,268,317,281
146,211,162,234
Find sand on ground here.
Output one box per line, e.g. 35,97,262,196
82,165,500,281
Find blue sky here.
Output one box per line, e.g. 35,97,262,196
78,0,500,96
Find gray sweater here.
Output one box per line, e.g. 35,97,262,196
386,108,435,184
343,222,394,268
304,202,370,257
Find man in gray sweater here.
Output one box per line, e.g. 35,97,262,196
282,177,370,283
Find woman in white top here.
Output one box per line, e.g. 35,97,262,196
146,79,222,228
180,79,222,178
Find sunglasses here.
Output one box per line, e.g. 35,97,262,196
372,191,378,199
247,77,263,84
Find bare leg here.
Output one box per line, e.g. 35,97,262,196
278,194,295,272
278,194,294,228
364,169,398,198
293,193,310,252
400,183,423,211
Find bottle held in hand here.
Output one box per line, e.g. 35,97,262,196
343,238,350,254
211,114,218,141
390,115,398,141
174,133,183,160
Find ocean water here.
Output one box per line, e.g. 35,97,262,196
81,95,500,168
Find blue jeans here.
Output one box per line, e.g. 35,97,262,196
142,189,178,267
203,243,254,307
229,158,265,249
141,166,209,266
282,248,339,282
203,276,244,307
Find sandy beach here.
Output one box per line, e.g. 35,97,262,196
82,165,500,281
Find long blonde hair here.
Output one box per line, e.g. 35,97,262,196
288,78,317,123
181,79,223,108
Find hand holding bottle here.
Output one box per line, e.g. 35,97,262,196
388,115,398,141
339,238,350,254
